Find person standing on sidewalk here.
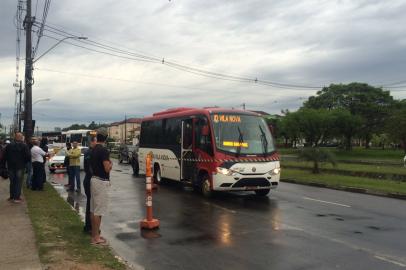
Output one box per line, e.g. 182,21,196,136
64,142,72,189
67,141,81,192
3,133,31,203
25,139,34,188
90,129,112,245
0,139,9,180
40,137,49,184
83,136,97,233
31,138,47,191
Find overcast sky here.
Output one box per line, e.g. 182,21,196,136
1,0,406,130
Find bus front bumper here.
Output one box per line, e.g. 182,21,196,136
212,173,280,191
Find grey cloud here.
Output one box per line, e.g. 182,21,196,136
2,0,406,130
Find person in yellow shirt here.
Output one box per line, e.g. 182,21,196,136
67,141,82,192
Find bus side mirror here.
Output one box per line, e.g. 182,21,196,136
202,125,209,136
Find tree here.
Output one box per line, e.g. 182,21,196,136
279,112,301,147
298,147,337,174
296,108,334,147
371,133,390,149
331,109,362,150
62,123,88,131
304,83,394,148
88,121,98,130
386,104,406,153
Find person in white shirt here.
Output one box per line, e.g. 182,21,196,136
31,137,47,191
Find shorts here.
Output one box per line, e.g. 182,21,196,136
90,177,111,216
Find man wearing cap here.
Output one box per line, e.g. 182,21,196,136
89,128,112,245
67,141,81,192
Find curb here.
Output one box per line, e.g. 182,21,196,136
280,178,406,200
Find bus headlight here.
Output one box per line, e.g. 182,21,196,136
268,168,281,175
216,167,233,176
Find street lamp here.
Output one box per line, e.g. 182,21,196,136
23,35,86,141
33,36,88,63
33,98,51,105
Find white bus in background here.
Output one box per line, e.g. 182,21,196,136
48,129,97,148
64,129,97,147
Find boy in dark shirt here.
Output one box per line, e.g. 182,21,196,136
83,136,97,233
89,128,112,245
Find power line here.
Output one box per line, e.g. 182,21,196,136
41,33,158,64
31,21,406,92
32,22,324,90
33,0,51,57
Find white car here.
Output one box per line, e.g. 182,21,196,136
48,147,88,173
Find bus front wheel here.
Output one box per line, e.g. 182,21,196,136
201,176,213,198
255,189,270,196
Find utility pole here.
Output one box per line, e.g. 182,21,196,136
18,80,23,132
124,114,127,145
23,0,33,141
242,103,246,110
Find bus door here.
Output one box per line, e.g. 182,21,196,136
181,119,194,181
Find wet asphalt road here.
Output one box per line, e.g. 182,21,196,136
48,161,406,270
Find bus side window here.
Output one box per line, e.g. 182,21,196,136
195,117,213,155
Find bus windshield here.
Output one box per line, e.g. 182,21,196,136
211,113,275,155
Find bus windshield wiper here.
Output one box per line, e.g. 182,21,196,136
259,125,268,155
236,127,244,157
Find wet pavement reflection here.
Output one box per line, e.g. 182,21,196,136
47,161,406,270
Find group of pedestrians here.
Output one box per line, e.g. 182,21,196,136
0,133,49,203
1,129,112,246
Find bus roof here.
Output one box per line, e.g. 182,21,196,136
64,129,92,134
143,107,258,121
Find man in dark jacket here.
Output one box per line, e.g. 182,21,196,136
3,133,31,203
83,136,97,233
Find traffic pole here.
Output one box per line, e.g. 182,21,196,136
140,152,160,230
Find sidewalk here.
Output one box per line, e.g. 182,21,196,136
0,178,42,270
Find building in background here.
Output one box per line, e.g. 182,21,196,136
108,118,142,144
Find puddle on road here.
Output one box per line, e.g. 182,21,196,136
367,225,381,231
167,234,215,246
116,232,142,241
140,230,162,239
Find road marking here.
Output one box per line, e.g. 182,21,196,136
203,201,237,214
303,196,351,208
374,256,406,267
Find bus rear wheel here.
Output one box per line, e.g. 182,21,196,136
255,189,270,196
153,165,162,184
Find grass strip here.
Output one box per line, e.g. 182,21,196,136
282,160,406,176
24,183,126,269
281,168,406,195
279,147,404,163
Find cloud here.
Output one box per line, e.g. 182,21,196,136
1,0,406,130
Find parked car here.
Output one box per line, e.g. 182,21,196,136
48,147,87,173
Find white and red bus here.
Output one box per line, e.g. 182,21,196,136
138,107,280,197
